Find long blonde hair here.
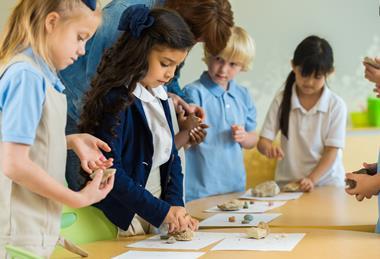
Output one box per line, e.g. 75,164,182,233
0,0,101,67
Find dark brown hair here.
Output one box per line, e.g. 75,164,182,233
165,0,234,55
279,35,334,139
79,8,195,136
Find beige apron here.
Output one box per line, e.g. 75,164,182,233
0,54,67,258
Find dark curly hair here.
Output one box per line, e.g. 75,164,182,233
79,8,195,137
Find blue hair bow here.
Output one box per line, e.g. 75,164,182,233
82,0,96,11
118,4,154,38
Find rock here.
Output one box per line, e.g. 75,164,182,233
228,216,236,222
246,222,270,239
160,235,169,240
281,182,300,192
169,229,194,241
251,181,280,197
217,199,244,211
241,220,250,224
90,168,116,184
243,214,253,221
166,236,176,244
243,201,249,209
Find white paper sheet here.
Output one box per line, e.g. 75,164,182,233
211,233,305,251
204,201,286,213
113,251,205,259
127,232,240,250
240,189,303,201
199,213,281,228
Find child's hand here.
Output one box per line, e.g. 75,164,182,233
187,215,199,231
67,133,114,173
364,57,380,85
75,170,114,208
164,206,187,233
231,124,247,143
263,144,284,160
178,111,201,131
189,124,209,145
345,173,380,200
299,177,314,192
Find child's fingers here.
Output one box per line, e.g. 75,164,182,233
81,160,92,174
96,139,111,152
355,194,364,201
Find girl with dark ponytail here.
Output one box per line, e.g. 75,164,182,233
257,35,347,192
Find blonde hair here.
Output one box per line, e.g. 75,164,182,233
0,0,101,67
204,26,255,71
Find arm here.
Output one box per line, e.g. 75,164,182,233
345,173,380,200
299,146,338,191
1,143,113,208
257,137,284,160
231,125,258,149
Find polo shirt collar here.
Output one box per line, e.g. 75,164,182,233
133,82,168,103
291,83,330,113
200,71,239,98
23,47,65,93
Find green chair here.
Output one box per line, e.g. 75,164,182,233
60,212,77,229
60,206,117,244
4,245,43,259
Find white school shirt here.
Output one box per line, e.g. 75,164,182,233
260,84,347,186
133,83,172,196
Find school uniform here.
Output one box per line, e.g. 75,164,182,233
0,48,66,257
260,84,347,186
184,71,257,202
92,83,183,231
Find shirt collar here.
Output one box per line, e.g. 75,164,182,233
22,48,65,93
200,71,238,98
132,82,168,103
291,83,330,113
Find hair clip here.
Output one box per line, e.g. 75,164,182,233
82,0,96,11
118,4,154,38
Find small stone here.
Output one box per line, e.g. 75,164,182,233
228,216,236,222
249,201,254,205
268,201,274,206
169,229,194,241
247,222,270,239
243,214,253,221
281,182,300,192
241,220,250,224
243,201,249,209
217,199,244,211
160,235,169,240
166,236,176,244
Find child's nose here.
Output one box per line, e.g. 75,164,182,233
77,43,86,56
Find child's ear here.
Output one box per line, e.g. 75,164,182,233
45,12,61,34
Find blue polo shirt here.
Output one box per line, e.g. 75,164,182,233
0,48,65,145
184,71,257,202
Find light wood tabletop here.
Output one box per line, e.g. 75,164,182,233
185,186,378,231
51,228,380,259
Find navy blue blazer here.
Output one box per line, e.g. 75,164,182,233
93,87,184,230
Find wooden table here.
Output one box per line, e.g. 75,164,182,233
186,186,378,231
52,228,380,259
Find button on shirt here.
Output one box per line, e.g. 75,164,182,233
260,84,347,186
133,83,173,195
0,48,65,145
184,72,257,202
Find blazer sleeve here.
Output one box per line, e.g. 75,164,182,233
96,102,171,227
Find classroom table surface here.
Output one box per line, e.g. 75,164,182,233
52,228,380,259
185,186,378,231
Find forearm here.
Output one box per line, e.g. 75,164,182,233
174,130,190,150
3,157,83,208
257,137,271,155
240,131,258,149
308,146,338,183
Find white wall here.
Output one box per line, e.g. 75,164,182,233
180,0,380,126
1,0,379,126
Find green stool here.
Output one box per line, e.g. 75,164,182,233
60,212,77,229
4,245,43,259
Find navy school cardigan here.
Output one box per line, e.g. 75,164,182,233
93,87,184,230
